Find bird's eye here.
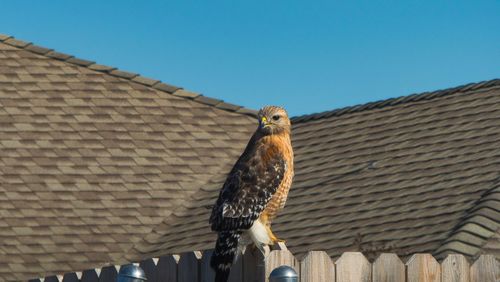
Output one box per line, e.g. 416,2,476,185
272,115,280,121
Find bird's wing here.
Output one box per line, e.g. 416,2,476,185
210,147,286,231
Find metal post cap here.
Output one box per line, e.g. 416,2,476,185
117,264,147,282
269,265,298,282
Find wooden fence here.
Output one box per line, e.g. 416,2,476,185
34,249,499,282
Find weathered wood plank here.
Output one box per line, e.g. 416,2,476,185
373,253,405,282
98,265,119,282
228,249,244,282
200,249,244,282
407,254,441,282
200,250,215,282
177,251,201,282
140,258,158,282
300,251,335,282
265,249,299,282
62,272,80,282
243,246,265,282
43,276,62,282
81,269,99,282
441,254,469,282
470,255,498,282
335,252,371,282
157,254,179,282
58,251,500,282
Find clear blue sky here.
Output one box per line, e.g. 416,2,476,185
1,1,499,116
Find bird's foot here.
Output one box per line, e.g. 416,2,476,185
275,241,288,251
255,243,270,258
269,232,286,245
273,238,286,244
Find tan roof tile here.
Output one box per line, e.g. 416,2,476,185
0,35,256,281
2,33,499,281
131,79,500,264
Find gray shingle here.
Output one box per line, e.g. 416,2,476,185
130,80,500,264
66,57,95,66
2,33,500,281
24,44,52,55
152,82,180,93
0,38,256,281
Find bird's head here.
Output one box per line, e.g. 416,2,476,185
257,106,291,135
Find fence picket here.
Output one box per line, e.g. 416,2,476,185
140,258,158,282
242,246,265,282
373,253,405,282
265,249,299,282
470,255,498,282
335,252,371,282
199,249,244,282
37,251,498,282
407,254,441,282
300,251,335,282
98,265,118,282
177,251,201,282
43,276,61,282
228,249,244,282
441,254,469,282
62,272,79,282
81,269,99,282
200,250,216,282
157,254,179,282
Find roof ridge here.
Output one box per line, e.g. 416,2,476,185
291,78,500,123
0,34,258,117
434,177,500,258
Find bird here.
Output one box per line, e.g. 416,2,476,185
209,105,294,282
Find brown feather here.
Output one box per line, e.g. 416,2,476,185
260,131,294,223
210,105,294,280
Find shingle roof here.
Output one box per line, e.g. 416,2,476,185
2,33,500,281
0,35,258,281
130,78,500,262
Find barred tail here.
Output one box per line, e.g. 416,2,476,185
210,231,241,282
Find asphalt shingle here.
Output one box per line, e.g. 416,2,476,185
0,35,257,281
1,33,499,281
129,79,500,264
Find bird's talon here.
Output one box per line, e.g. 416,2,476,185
255,243,271,258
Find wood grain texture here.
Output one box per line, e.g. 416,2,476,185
441,254,469,282
229,249,244,282
62,273,80,282
373,253,405,282
470,255,498,282
44,276,62,282
300,251,335,282
335,252,371,282
200,249,243,282
98,265,118,282
70,251,497,281
81,269,99,282
243,246,266,282
200,250,215,282
265,249,299,282
157,254,179,282
140,258,158,282
407,254,441,282
177,251,201,282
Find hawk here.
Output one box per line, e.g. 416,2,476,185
209,106,294,281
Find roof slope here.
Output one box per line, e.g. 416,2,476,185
0,35,257,281
132,79,500,261
435,181,500,258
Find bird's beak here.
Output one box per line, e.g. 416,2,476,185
260,116,269,128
